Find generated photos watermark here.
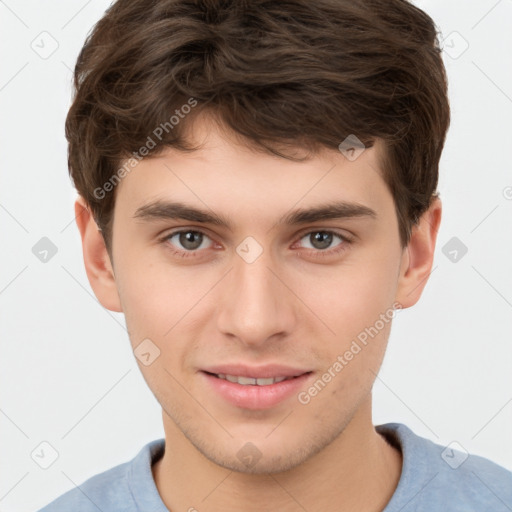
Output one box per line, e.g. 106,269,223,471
298,301,403,405
93,97,198,200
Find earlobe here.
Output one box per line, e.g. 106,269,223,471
74,197,123,312
395,198,442,309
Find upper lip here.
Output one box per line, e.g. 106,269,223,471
202,364,311,379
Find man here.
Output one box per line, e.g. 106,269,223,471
39,0,512,510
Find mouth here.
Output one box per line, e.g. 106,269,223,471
200,367,314,410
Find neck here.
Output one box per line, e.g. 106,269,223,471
152,396,402,512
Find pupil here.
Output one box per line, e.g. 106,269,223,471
180,231,202,250
311,231,332,250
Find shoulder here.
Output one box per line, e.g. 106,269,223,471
36,439,166,512
377,423,512,511
37,461,132,512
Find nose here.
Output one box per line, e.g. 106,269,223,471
216,246,297,348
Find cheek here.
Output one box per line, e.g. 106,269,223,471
296,248,399,390
116,257,212,364
115,261,172,350
300,254,399,337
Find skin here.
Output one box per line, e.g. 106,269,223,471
76,112,441,511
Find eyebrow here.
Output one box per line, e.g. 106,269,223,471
133,199,377,229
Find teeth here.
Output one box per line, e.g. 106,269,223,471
216,374,294,386
238,376,257,385
256,377,274,386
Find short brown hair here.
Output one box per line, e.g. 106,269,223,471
66,0,450,255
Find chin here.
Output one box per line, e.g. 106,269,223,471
209,449,313,475
189,430,333,475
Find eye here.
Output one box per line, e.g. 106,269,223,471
162,229,214,255
299,231,340,250
295,230,352,257
159,228,353,260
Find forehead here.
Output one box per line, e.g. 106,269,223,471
114,116,392,223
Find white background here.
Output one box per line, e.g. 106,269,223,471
1,1,511,510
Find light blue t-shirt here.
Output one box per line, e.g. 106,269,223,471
37,423,512,511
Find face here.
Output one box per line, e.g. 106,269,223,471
99,115,414,474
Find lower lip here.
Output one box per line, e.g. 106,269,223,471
201,372,313,410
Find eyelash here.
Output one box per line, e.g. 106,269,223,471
158,228,354,260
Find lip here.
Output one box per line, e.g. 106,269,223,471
200,365,313,410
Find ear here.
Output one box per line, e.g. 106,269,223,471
74,197,123,312
395,197,442,309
